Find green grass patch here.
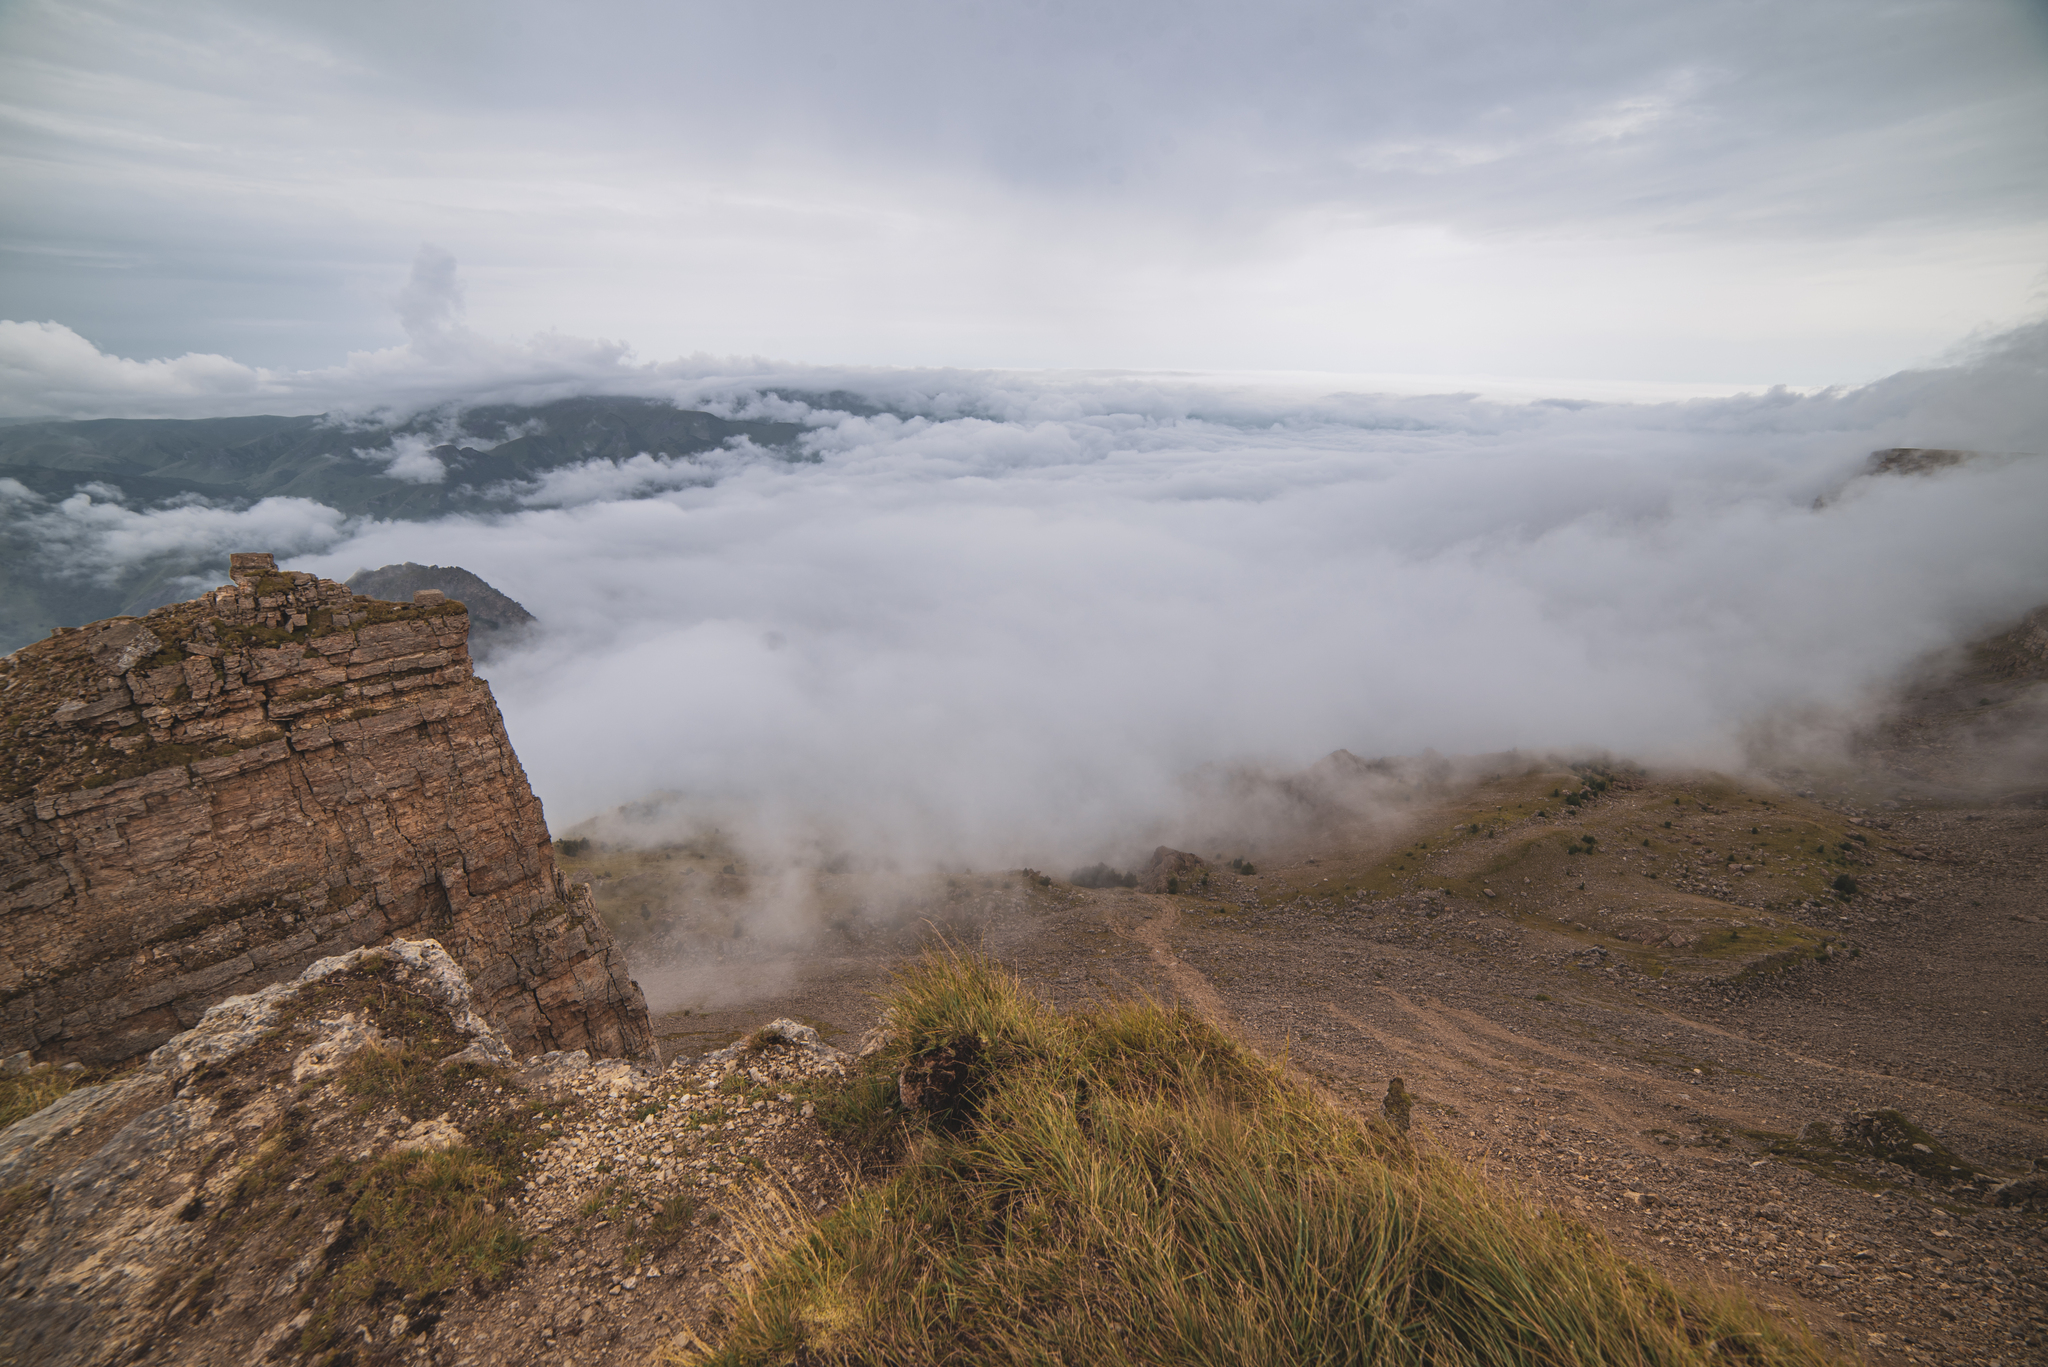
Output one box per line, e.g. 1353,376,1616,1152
697,951,1840,1367
329,1145,528,1304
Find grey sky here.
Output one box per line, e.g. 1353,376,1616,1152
2,0,2045,390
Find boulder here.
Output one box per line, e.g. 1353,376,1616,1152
1141,846,1208,893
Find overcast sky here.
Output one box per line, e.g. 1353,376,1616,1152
3,0,2045,395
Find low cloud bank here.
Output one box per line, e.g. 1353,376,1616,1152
10,317,2044,878
274,323,2042,875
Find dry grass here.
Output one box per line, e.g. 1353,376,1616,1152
682,950,1841,1367
0,1065,100,1129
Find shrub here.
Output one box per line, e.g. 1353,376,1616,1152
1831,874,1859,898
1071,864,1138,889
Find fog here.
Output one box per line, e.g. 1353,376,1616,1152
193,323,2032,878
12,317,2044,1009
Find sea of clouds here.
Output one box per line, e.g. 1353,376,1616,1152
8,317,2047,879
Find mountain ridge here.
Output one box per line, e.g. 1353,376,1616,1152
0,396,805,653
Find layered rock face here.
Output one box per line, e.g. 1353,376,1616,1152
0,554,654,1064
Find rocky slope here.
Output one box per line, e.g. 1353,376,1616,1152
0,554,653,1066
0,940,845,1367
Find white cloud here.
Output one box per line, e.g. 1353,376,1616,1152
274,320,2048,877
0,320,279,416
23,489,350,583
354,433,448,483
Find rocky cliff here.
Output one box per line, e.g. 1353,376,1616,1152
0,553,654,1064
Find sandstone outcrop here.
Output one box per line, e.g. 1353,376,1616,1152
0,553,653,1064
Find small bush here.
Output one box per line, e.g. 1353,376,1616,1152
1831,874,1859,898
554,837,590,858
1070,863,1139,889
642,1192,701,1247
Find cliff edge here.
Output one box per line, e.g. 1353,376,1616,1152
0,553,654,1064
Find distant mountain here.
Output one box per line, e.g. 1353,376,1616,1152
0,395,806,654
0,395,802,520
346,562,537,662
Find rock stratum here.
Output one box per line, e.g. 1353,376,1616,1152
0,553,654,1065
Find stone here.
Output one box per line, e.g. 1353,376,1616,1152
392,1115,466,1154
0,555,653,1065
1988,1171,2048,1209
289,1010,385,1084
1381,1077,1413,1133
706,1018,849,1068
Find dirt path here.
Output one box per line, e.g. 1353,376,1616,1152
1116,892,1233,1026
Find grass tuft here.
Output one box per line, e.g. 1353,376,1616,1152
690,950,1839,1367
0,1066,102,1129
332,1145,529,1303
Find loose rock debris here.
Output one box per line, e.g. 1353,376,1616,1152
415,1030,859,1366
